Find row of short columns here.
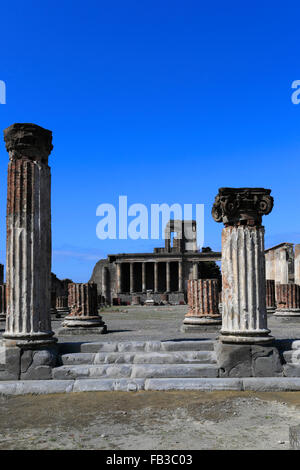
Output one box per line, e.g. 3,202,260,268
116,261,184,294
266,280,300,317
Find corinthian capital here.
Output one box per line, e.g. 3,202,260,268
212,187,273,226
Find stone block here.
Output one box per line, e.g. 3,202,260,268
145,378,243,391
290,425,300,449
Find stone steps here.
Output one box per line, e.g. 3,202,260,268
60,350,217,365
52,363,219,380
58,339,215,354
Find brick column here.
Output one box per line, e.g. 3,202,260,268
182,279,221,331
0,284,6,320
212,187,274,344
116,263,121,294
266,279,276,314
59,283,107,334
295,245,300,286
274,284,300,317
3,123,56,347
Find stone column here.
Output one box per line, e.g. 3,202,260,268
116,263,121,294
295,245,300,286
59,283,107,334
142,262,146,293
102,266,108,303
56,296,70,317
130,262,134,294
182,279,221,332
3,123,56,347
192,262,198,280
166,261,170,292
154,262,158,293
266,279,276,314
212,187,274,344
274,284,300,316
50,292,58,317
0,284,6,320
275,247,289,285
178,261,183,292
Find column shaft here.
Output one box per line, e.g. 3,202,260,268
142,262,146,292
166,262,170,292
154,262,158,293
178,261,183,292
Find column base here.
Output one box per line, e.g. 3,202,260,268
267,307,276,314
56,307,70,318
0,313,6,321
58,314,107,335
3,331,57,349
219,329,274,345
274,308,300,317
181,316,222,333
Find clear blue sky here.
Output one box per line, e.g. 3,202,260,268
0,0,300,282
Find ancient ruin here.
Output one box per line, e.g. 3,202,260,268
90,220,221,305
182,279,221,331
58,282,107,335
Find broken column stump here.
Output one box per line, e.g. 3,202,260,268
274,284,300,317
58,283,107,335
181,279,221,332
212,187,283,377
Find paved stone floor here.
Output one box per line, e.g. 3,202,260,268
1,306,300,450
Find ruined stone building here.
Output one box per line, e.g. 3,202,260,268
90,220,221,305
265,243,300,285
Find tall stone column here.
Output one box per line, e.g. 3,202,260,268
178,261,183,292
130,262,134,294
3,123,56,347
59,283,107,334
295,245,300,286
154,262,158,293
181,279,221,332
166,261,170,292
212,187,274,344
0,284,6,320
274,284,300,317
142,262,146,293
192,262,198,280
116,263,121,294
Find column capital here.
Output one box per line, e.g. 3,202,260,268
3,123,53,163
212,187,273,227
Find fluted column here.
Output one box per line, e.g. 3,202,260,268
274,284,300,316
182,279,221,331
266,279,276,314
0,284,6,320
212,187,274,344
56,295,70,316
60,283,107,334
3,123,55,347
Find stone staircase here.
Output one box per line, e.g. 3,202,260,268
282,340,300,377
53,340,219,389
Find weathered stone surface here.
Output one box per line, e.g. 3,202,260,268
0,380,74,395
290,425,300,449
145,378,242,391
130,363,218,379
266,279,276,313
20,348,58,380
0,346,20,380
3,123,55,347
216,342,283,377
0,284,6,320
242,377,300,391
